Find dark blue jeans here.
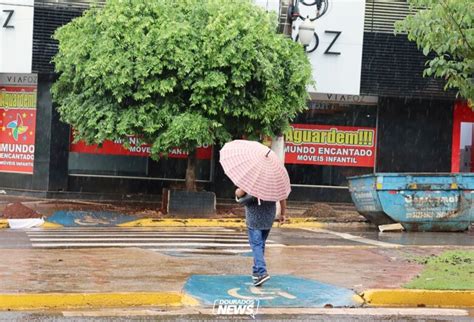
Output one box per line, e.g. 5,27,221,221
247,227,271,276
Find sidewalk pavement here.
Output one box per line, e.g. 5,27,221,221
0,194,365,229
0,194,367,223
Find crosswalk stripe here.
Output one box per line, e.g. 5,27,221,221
148,248,251,254
30,238,250,242
31,242,284,247
27,227,241,234
26,227,284,256
26,233,248,238
29,228,237,232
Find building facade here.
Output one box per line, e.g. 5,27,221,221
0,0,461,202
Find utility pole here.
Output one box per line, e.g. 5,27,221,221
279,0,294,37
273,0,295,220
272,0,294,164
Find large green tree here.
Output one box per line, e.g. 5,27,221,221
396,0,473,102
52,0,312,190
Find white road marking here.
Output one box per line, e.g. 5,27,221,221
300,227,403,248
25,228,260,255
148,248,250,253
26,233,248,238
61,307,469,317
256,307,470,316
31,242,284,248
29,238,250,242
29,228,236,232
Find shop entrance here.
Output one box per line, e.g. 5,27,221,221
451,101,474,172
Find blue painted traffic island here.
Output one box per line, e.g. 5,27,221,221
184,275,362,308
46,210,136,227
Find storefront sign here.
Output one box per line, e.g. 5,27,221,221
70,136,212,160
292,0,366,95
451,101,473,173
0,73,37,174
0,0,34,73
284,124,376,167
310,93,379,105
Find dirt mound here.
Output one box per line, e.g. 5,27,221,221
1,202,43,219
302,203,336,218
302,203,366,222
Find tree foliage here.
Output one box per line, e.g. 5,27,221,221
52,0,312,159
396,0,473,102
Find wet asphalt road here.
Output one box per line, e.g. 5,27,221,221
0,226,473,321
0,226,473,249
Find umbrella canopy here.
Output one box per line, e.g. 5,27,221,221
219,140,291,201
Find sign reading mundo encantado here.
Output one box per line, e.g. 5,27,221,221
0,73,37,174
285,124,376,167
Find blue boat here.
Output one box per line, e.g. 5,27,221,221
348,173,474,232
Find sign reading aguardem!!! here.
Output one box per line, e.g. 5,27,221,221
285,124,376,167
0,73,37,174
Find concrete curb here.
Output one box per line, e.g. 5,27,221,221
362,289,474,308
41,221,63,228
0,292,198,310
3,290,473,311
118,218,327,228
1,218,368,229
0,218,344,229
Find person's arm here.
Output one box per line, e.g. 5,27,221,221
279,199,287,224
235,188,255,205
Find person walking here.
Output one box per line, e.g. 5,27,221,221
235,187,286,287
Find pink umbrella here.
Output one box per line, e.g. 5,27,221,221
219,140,291,201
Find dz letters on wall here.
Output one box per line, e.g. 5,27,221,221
2,9,14,28
0,0,34,73
292,0,366,95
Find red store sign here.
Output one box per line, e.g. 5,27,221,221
284,124,376,167
70,135,212,160
0,73,37,174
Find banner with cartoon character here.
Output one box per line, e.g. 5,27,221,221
0,73,37,174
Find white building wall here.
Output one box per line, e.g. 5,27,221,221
0,0,34,73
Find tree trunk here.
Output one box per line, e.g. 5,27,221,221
185,149,197,191
272,135,285,220
271,135,286,163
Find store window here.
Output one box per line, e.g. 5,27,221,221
68,136,212,181
284,94,378,187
